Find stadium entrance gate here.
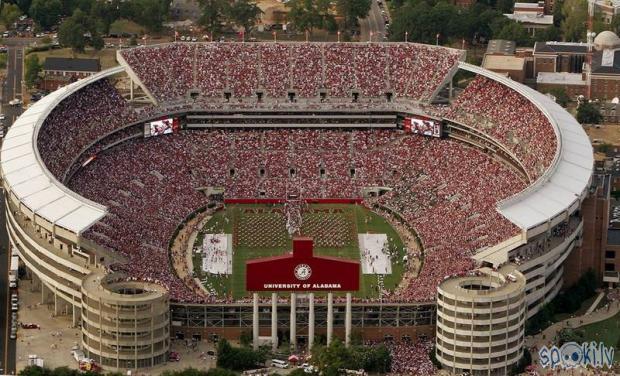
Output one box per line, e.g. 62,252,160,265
246,237,360,350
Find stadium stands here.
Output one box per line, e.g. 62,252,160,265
68,129,525,303
30,44,560,304
120,42,462,102
445,75,557,180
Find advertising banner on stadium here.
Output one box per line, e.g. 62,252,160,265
403,116,442,138
246,237,360,292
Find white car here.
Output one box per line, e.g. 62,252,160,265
9,98,22,106
0,114,5,120
11,302,18,311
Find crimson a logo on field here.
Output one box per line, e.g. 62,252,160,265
246,237,360,292
294,264,312,280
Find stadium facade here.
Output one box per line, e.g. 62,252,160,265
1,42,592,373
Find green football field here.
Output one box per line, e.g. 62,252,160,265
192,203,406,300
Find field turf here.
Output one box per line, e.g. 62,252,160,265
193,204,405,300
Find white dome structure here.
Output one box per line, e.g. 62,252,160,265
594,31,620,50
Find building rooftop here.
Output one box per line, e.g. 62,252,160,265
505,13,554,25
591,49,620,74
514,1,545,8
43,57,101,73
591,0,620,9
483,55,525,71
487,39,516,55
534,41,589,54
536,72,586,85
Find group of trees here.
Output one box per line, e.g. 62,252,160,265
18,366,238,376
215,339,267,371
24,54,42,88
197,0,262,36
2,0,170,52
286,0,370,34
526,269,598,335
310,338,391,376
19,365,121,376
389,0,562,46
388,0,618,47
577,101,603,124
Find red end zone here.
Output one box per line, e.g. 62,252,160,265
246,237,360,292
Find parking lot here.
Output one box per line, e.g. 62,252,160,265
13,278,223,374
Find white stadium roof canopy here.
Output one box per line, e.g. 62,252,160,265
459,62,593,231
0,60,592,237
0,66,124,234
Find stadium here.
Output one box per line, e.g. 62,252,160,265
1,42,593,374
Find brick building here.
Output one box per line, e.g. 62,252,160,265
533,41,588,76
41,57,101,91
564,174,611,286
536,72,588,97
589,31,620,100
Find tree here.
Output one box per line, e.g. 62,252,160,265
29,0,63,30
561,0,588,42
198,0,229,35
314,339,351,376
576,101,602,124
491,18,532,46
0,4,22,29
24,54,42,89
15,0,33,15
216,338,267,371
557,328,585,345
58,9,104,52
226,0,262,34
612,14,620,34
497,0,514,13
535,25,562,42
90,0,121,35
336,0,371,31
287,0,333,33
120,0,169,33
548,87,570,107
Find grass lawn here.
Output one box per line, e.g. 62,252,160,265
193,204,405,300
579,311,620,361
29,47,119,70
554,294,600,322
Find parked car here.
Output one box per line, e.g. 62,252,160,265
168,352,181,361
11,302,18,311
9,98,22,106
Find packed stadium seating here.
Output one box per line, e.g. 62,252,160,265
445,75,557,180
120,42,462,102
33,46,560,304
68,128,525,303
37,80,137,180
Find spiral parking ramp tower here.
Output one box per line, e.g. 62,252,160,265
435,265,527,376
80,272,170,369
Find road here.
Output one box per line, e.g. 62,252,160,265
359,0,389,42
0,42,25,375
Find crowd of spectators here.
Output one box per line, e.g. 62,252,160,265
31,52,563,305
120,42,461,102
68,128,525,303
386,340,437,375
446,76,558,180
37,80,137,180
